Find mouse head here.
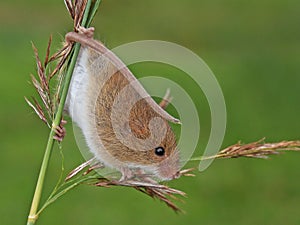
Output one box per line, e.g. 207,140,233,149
126,98,180,181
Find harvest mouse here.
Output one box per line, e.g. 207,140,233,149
65,27,181,181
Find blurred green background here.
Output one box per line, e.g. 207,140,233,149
1,0,300,224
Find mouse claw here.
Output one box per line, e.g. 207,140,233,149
119,167,134,181
53,119,67,142
77,26,95,38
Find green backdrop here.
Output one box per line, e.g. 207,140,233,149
1,0,299,224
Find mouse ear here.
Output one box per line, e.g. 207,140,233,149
120,71,180,124
112,54,181,124
66,32,181,124
117,62,181,124
144,96,181,124
112,55,181,124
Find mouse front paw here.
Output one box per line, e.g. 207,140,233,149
77,26,95,38
53,119,67,142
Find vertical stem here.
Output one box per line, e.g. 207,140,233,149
26,1,94,224
27,44,81,225
27,131,54,225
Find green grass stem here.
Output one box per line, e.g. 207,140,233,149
26,1,98,224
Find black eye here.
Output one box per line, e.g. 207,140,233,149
154,147,165,156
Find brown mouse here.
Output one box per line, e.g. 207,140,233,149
65,27,181,181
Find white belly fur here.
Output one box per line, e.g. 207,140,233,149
66,47,124,172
